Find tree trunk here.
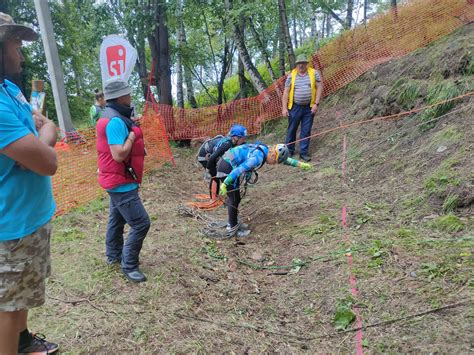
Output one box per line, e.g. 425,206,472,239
292,0,298,48
237,54,252,99
363,0,368,25
326,14,332,37
248,16,278,82
309,0,316,38
135,35,149,101
278,0,295,68
217,38,231,104
156,0,172,105
184,67,197,108
278,25,285,76
346,0,354,29
321,13,326,39
321,3,346,29
226,0,267,93
391,0,398,19
176,0,185,108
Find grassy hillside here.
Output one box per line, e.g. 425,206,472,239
32,24,473,353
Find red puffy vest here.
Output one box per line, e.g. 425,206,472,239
96,108,145,190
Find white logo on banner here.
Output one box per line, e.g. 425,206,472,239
99,35,137,85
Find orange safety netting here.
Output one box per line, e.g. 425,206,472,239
151,0,472,140
51,0,472,215
52,110,173,216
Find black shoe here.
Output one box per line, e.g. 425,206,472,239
122,269,147,283
18,332,59,354
300,154,312,162
289,151,295,158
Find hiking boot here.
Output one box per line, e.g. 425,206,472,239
18,332,59,355
299,154,312,162
122,269,147,283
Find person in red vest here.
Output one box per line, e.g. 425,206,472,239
281,54,324,162
96,79,149,283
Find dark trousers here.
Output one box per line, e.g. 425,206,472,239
217,159,241,228
106,189,150,272
285,103,314,155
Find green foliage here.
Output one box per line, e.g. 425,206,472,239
430,126,463,148
430,214,464,233
419,262,453,280
442,194,460,214
419,80,466,130
367,239,389,268
424,158,460,196
334,296,356,330
394,228,415,239
53,227,85,243
300,215,338,237
201,240,226,260
389,78,420,109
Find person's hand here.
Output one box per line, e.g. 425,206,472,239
282,107,289,117
32,109,50,130
311,104,319,114
300,162,312,171
127,131,136,144
219,184,228,196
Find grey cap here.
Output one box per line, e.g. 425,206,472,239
0,12,38,42
295,54,309,64
103,79,132,100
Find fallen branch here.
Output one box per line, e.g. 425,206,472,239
326,300,472,336
47,294,89,306
174,311,313,342
175,300,471,342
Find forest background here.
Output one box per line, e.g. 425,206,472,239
1,0,398,127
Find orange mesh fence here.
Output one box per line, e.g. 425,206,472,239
153,0,472,140
52,0,472,215
52,111,173,216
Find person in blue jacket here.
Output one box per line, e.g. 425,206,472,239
217,143,312,237
196,124,247,198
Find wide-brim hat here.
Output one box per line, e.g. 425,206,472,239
0,12,38,42
295,54,309,64
104,79,132,100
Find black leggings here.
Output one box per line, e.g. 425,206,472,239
217,159,241,228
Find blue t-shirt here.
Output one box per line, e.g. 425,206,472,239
105,117,138,193
0,80,56,241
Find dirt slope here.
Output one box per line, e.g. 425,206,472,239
32,24,473,353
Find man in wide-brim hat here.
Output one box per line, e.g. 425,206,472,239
0,12,60,355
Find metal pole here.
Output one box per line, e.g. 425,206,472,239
33,0,74,136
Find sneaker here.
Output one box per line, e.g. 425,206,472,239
18,332,59,355
239,222,249,231
299,154,312,162
236,229,251,238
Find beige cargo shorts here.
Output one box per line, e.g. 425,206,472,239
0,223,51,312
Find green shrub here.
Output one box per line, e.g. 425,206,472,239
419,80,465,130
430,214,464,233
442,194,460,214
389,78,420,109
